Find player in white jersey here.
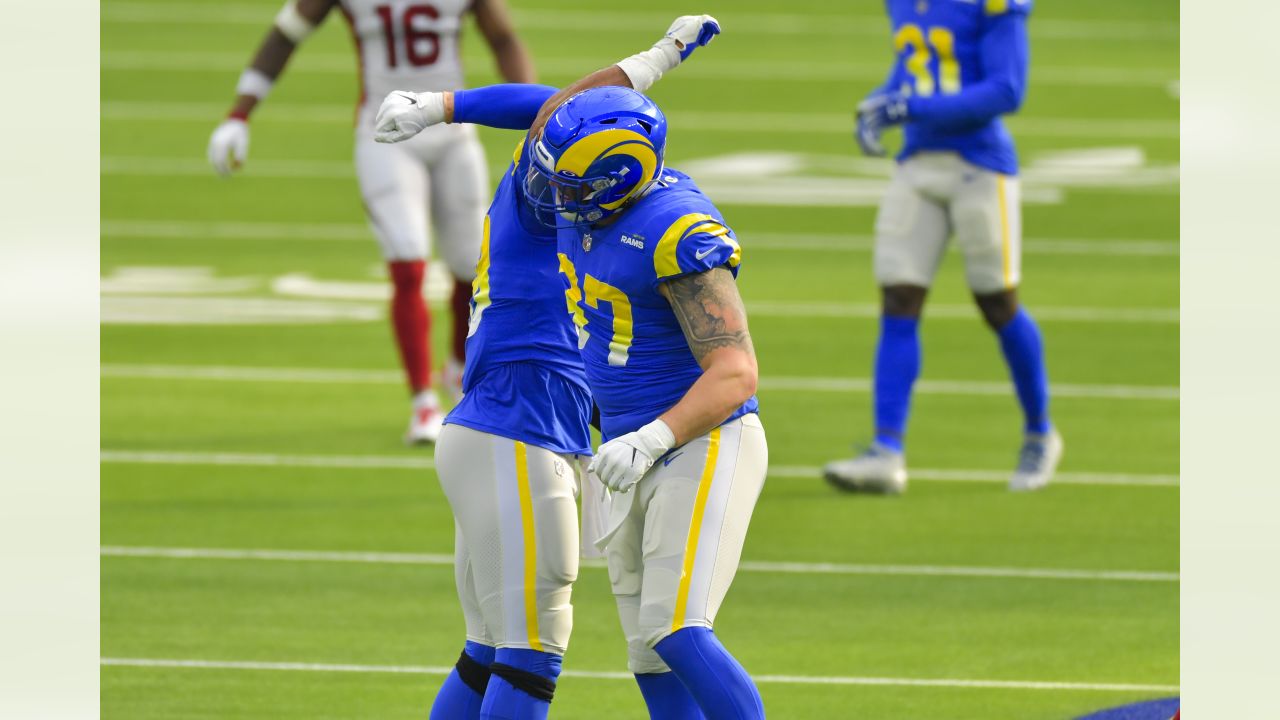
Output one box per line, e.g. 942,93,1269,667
207,0,533,444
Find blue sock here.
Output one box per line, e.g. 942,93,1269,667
997,308,1051,434
873,315,921,452
653,627,764,720
635,671,705,719
480,648,562,720
430,641,495,720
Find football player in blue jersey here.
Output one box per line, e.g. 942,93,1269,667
372,16,723,720
825,0,1062,494
380,71,768,720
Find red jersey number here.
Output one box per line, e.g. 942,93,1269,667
376,4,440,68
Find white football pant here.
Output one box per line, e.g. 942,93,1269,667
600,414,768,673
354,114,488,281
874,151,1022,294
434,423,587,655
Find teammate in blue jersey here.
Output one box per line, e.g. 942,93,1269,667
372,16,723,720
825,0,1063,494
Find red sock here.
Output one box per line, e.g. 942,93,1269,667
389,260,431,394
450,278,472,364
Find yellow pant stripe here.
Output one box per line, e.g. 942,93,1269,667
996,175,1012,288
514,441,543,651
671,427,722,633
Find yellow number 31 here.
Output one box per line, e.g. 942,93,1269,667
894,23,960,97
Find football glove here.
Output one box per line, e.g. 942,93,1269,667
588,419,676,494
374,90,447,144
665,14,721,61
207,118,249,176
854,92,909,157
617,15,720,92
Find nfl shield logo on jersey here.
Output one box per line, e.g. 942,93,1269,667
583,233,594,252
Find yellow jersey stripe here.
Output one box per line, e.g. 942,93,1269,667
514,441,543,651
469,217,493,334
671,427,722,633
653,213,719,280
985,0,1009,15
996,175,1012,288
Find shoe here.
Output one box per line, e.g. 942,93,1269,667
823,442,908,494
442,358,465,404
1008,428,1063,492
404,391,444,445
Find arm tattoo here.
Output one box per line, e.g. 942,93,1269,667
662,267,755,363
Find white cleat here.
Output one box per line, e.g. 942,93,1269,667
404,391,444,446
442,358,465,404
823,443,908,495
1008,429,1063,492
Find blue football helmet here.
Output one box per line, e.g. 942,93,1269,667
524,86,668,228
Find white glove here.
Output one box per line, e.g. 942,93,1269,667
588,419,676,494
374,90,447,143
617,15,721,92
662,14,722,62
207,118,249,176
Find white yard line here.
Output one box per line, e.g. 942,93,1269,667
99,657,1178,693
749,302,1178,324
99,546,1178,583
99,364,1179,400
99,3,1179,42
99,101,1179,139
101,50,1174,89
100,449,1179,488
100,218,1180,257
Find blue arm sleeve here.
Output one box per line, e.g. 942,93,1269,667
452,84,559,130
905,14,1028,128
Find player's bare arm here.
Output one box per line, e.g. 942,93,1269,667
373,15,720,144
231,0,337,118
208,0,337,175
657,267,759,446
473,0,535,84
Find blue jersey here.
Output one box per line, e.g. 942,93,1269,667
884,0,1032,175
445,140,593,456
556,169,759,442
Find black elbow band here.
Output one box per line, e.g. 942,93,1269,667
455,650,492,696
488,663,557,702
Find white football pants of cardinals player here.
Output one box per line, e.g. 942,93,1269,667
435,423,598,654
874,151,1022,294
354,110,489,280
598,413,768,673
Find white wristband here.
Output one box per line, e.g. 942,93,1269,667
616,42,682,93
639,418,677,456
236,68,274,99
275,1,317,44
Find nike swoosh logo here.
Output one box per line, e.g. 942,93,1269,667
663,452,684,467
694,248,715,260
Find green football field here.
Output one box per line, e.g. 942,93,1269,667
101,0,1179,717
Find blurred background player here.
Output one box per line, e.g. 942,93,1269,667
206,0,533,444
374,16,723,720
824,0,1062,494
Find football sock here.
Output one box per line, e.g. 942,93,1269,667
653,627,764,720
480,648,562,720
634,671,705,720
997,307,1051,434
430,641,495,720
451,278,472,364
873,314,921,452
389,260,432,394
